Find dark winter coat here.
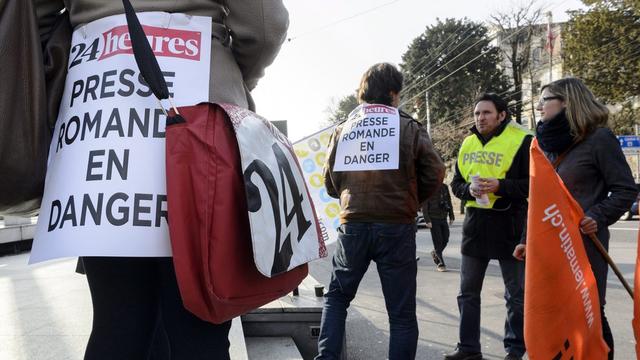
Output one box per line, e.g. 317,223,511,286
546,127,637,302
422,183,454,222
451,119,533,259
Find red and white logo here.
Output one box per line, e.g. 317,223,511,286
100,25,201,61
364,105,396,114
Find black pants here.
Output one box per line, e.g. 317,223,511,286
82,257,232,360
429,218,449,265
601,306,614,360
456,255,525,356
585,234,614,359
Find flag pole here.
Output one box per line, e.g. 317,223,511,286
588,233,634,299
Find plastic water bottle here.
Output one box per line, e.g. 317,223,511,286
470,174,490,206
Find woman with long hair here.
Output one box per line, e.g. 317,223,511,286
514,77,637,359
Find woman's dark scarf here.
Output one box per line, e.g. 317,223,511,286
535,109,575,154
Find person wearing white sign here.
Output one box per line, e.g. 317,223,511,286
34,1,289,359
316,63,445,360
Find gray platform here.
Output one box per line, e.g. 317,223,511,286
0,216,37,244
242,276,326,360
246,337,302,360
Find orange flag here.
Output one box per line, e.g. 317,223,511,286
633,227,640,358
525,138,609,359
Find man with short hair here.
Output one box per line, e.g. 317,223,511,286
316,62,444,360
446,93,532,360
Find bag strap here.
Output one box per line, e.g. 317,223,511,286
121,0,169,102
552,142,579,169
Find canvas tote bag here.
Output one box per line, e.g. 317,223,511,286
122,0,326,323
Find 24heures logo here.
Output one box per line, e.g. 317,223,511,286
99,25,201,61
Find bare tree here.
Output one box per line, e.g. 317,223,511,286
324,93,358,125
491,1,543,125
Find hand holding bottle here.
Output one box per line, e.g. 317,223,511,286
470,174,490,206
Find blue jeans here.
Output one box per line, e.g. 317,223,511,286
316,223,418,360
457,255,525,356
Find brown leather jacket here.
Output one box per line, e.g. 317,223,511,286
324,111,445,224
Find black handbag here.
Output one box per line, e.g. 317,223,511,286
0,0,71,216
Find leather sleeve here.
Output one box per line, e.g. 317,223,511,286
0,0,50,213
34,0,65,42
415,124,445,204
42,11,72,130
323,126,341,199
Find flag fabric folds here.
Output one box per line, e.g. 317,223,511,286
525,138,608,359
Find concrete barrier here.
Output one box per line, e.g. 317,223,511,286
0,216,37,244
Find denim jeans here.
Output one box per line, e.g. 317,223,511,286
316,222,418,360
456,255,525,356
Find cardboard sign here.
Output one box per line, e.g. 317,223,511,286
30,12,212,263
293,126,340,244
333,104,400,172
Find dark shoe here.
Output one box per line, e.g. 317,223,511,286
437,264,447,272
430,250,442,266
504,354,522,360
444,349,482,360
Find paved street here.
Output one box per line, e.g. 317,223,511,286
0,217,637,359
309,218,639,360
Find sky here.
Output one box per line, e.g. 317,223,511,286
251,0,587,142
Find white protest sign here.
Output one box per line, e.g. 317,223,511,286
292,126,341,245
221,104,327,277
334,104,400,172
30,12,212,263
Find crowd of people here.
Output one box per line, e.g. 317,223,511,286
317,63,637,360
9,1,636,359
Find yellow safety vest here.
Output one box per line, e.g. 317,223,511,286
457,123,530,209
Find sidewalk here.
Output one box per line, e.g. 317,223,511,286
0,254,90,359
0,218,636,359
308,220,636,359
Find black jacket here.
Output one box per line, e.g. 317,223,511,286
545,127,636,302
451,119,533,259
422,183,454,222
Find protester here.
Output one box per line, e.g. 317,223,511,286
317,63,444,360
513,77,637,360
34,1,290,359
422,182,455,272
447,93,532,360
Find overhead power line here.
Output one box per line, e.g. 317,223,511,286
286,0,402,42
400,0,572,107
